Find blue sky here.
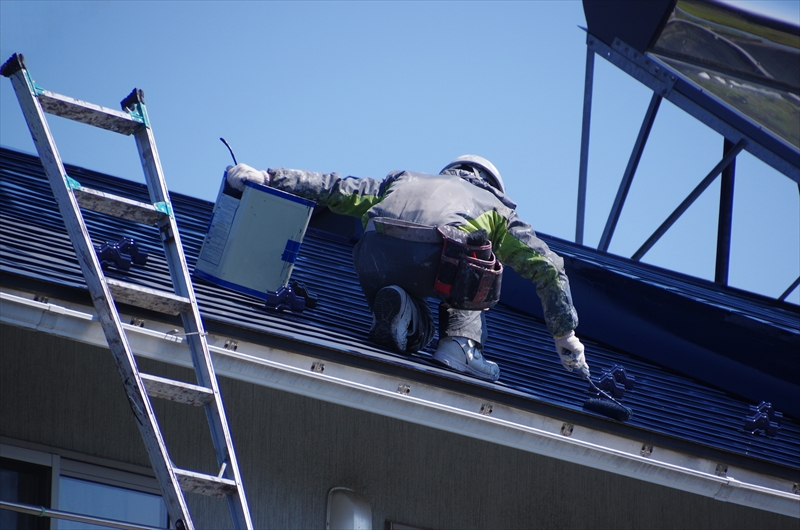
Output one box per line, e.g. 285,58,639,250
1,1,798,304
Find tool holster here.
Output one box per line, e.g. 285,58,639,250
365,218,502,310
433,225,502,310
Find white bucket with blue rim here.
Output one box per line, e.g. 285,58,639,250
194,174,314,299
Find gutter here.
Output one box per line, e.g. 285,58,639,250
2,289,798,518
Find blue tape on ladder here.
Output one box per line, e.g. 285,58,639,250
154,201,172,216
24,70,44,95
65,175,81,190
126,103,150,128
281,240,301,263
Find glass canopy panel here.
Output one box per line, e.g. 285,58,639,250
651,0,800,149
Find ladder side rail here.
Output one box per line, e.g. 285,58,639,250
131,124,253,530
130,127,195,302
4,68,195,530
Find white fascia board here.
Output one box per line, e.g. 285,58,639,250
2,288,798,518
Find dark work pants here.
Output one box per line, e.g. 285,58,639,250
352,231,487,349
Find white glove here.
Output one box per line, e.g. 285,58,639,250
554,330,590,378
226,163,270,192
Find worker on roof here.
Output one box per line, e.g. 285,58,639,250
226,156,589,382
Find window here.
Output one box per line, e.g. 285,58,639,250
1,444,167,530
57,476,166,530
0,457,51,530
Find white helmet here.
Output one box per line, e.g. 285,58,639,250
440,155,505,193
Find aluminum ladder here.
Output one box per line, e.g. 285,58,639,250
1,53,253,530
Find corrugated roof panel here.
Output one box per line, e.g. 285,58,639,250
1,147,798,473
545,237,799,335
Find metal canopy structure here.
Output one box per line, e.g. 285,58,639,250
576,0,800,299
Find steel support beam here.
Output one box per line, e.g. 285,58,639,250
576,44,595,245
778,277,800,302
632,139,746,261
715,139,737,284
598,92,662,252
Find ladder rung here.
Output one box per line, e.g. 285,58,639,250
75,187,167,225
140,373,214,406
174,468,238,498
38,90,142,135
107,279,190,315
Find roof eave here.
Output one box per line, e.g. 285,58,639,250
2,288,798,518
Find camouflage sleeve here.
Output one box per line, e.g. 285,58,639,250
267,168,385,218
492,211,579,337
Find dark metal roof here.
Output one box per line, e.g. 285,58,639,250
1,146,798,476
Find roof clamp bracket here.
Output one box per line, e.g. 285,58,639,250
743,401,782,437
640,444,653,457
560,423,574,437
97,237,149,271
590,364,635,399
396,384,411,395
479,403,493,416
715,464,728,477
264,280,318,314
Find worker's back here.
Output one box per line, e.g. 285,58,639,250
366,170,515,237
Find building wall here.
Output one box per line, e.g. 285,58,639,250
1,323,796,530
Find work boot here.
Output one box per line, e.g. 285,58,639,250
433,336,500,382
369,286,414,353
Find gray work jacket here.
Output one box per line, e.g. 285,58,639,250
268,167,579,336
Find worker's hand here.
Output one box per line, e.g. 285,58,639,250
226,163,270,192
554,330,590,379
